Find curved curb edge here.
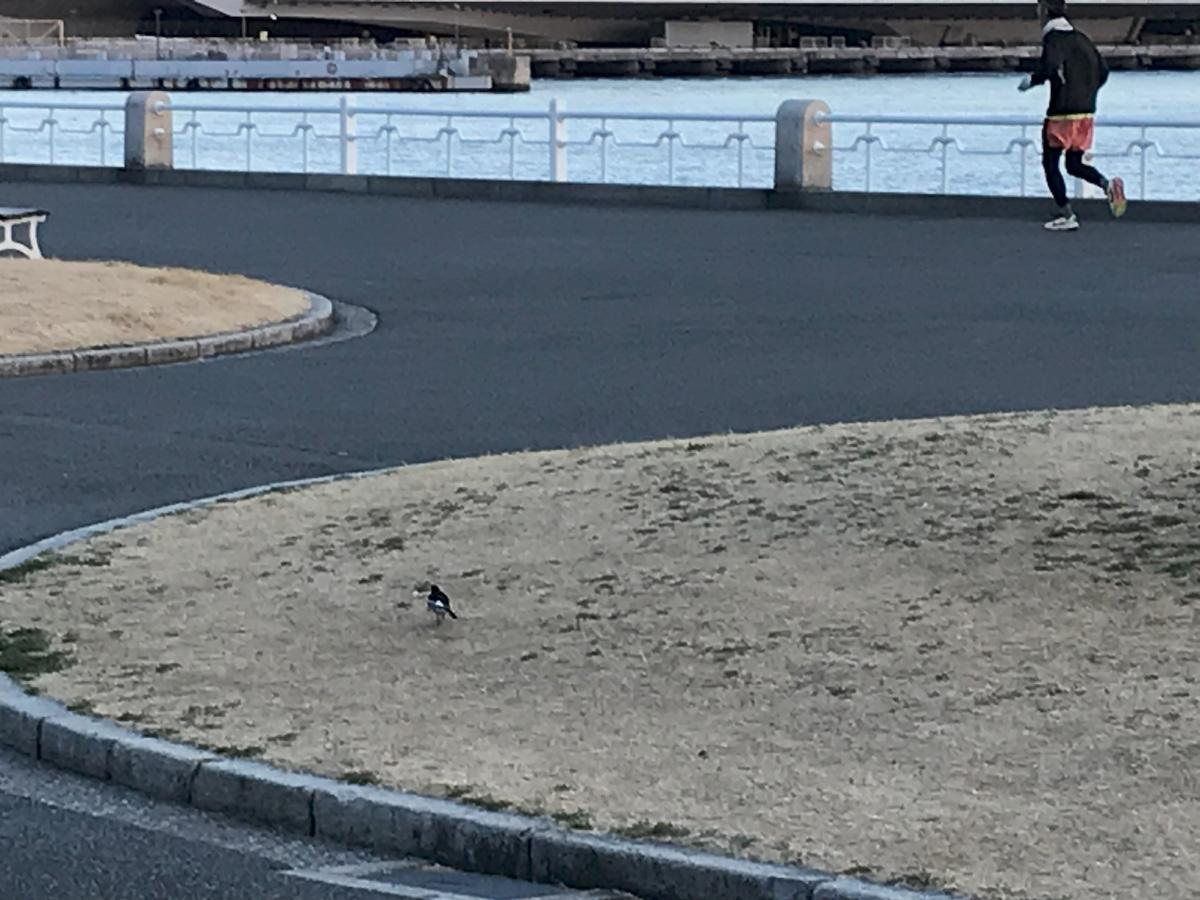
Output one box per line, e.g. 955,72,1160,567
0,290,335,379
0,484,965,900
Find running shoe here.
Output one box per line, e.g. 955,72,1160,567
1106,176,1127,218
1044,214,1080,232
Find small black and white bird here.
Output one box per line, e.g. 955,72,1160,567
426,584,458,625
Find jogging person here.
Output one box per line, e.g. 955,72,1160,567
1019,0,1126,231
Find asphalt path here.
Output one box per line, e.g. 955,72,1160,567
3,183,1199,555
0,746,606,900
0,746,380,900
1,181,1199,898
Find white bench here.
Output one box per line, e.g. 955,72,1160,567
0,207,49,259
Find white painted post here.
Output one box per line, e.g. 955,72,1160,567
124,90,173,170
548,98,567,182
339,95,357,176
774,99,831,191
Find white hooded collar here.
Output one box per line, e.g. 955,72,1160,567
1043,17,1074,34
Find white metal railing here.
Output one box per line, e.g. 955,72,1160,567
0,96,775,187
822,112,1200,201
164,98,776,187
169,98,571,181
2,93,1200,201
0,98,124,167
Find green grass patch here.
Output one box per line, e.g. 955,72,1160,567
463,794,513,812
140,725,181,741
212,744,265,759
0,625,72,683
444,785,514,811
0,552,111,585
887,870,949,892
551,809,594,830
1164,559,1200,579
0,557,58,584
191,740,265,759
339,769,382,786
443,786,554,819
613,819,692,841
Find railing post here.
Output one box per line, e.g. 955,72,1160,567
1139,127,1148,200
939,123,950,194
339,95,357,176
548,98,567,183
124,90,173,170
774,99,831,191
98,110,108,166
1019,125,1029,196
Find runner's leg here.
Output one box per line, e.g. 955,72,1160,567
1042,127,1070,212
1064,150,1108,190
1065,148,1128,218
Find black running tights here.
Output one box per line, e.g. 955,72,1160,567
1043,142,1107,209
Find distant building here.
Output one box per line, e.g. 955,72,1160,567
7,0,1199,46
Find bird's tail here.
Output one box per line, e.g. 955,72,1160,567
447,609,459,619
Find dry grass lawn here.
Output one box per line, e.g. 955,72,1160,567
4,404,1200,900
0,259,309,355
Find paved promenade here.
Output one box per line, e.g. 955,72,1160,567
2,182,1197,555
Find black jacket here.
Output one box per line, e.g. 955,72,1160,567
1031,22,1109,117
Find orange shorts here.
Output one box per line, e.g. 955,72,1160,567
1043,116,1095,152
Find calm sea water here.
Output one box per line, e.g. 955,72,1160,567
1,71,1197,198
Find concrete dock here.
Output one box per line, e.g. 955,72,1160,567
0,37,531,92
496,43,1200,79
2,34,1197,90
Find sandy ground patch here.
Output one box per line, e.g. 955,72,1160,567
4,405,1200,900
0,259,309,355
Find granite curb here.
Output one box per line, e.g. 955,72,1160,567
0,495,967,900
0,290,334,379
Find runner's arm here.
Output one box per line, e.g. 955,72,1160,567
1028,37,1059,87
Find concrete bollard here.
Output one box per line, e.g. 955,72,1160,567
124,91,173,170
774,99,832,191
